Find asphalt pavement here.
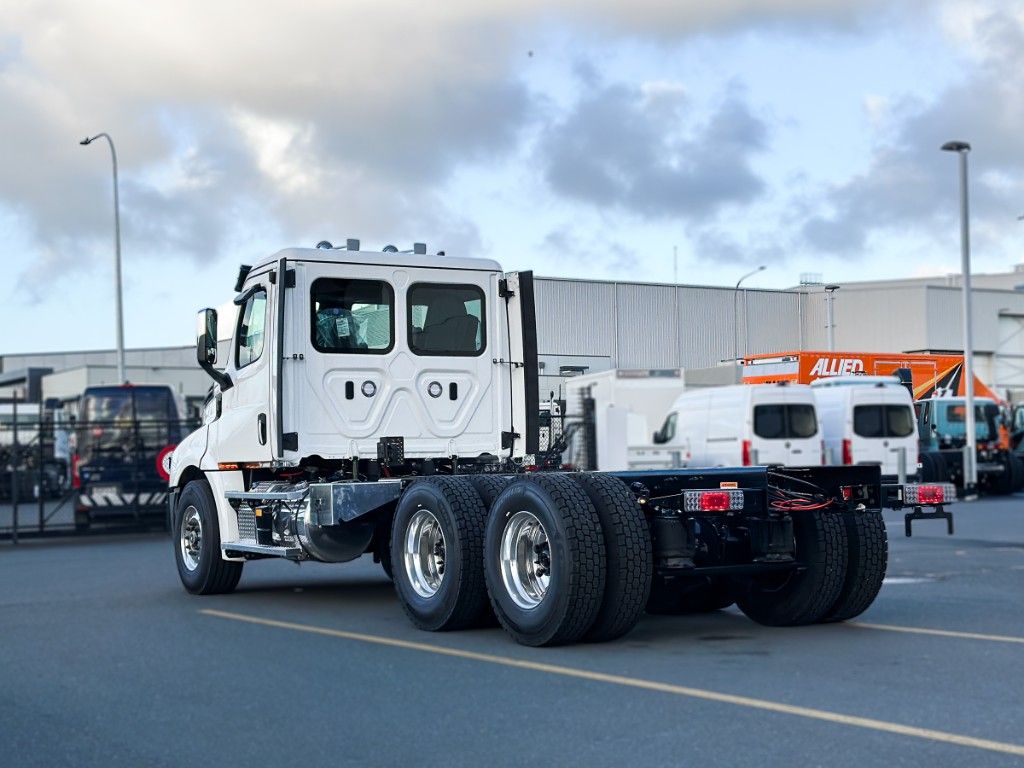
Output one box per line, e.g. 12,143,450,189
2,495,1023,767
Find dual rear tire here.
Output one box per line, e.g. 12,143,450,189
390,473,652,646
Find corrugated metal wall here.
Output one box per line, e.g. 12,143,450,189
535,278,804,371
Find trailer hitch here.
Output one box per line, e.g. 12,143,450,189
904,504,954,537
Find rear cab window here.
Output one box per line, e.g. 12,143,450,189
311,278,395,354
753,403,818,439
408,283,486,356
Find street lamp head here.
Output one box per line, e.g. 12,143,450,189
80,136,92,145
824,284,840,293
757,265,767,272
941,140,971,153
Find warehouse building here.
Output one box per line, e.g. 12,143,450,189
3,264,1024,407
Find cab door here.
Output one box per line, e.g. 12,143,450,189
210,280,275,465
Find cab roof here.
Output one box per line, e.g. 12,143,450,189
250,247,503,273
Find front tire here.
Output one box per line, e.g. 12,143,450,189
391,477,490,631
484,475,605,647
174,480,243,595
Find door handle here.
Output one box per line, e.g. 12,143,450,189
258,413,267,445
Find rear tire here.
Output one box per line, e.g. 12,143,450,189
484,474,605,646
391,477,490,631
468,474,513,508
572,473,652,642
736,510,847,626
174,480,243,595
919,452,947,483
823,510,887,622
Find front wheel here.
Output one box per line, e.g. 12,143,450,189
174,480,243,595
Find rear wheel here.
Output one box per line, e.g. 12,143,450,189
484,474,605,646
919,452,947,483
823,510,887,622
736,510,847,626
468,474,513,508
572,473,651,642
391,477,490,631
174,480,243,595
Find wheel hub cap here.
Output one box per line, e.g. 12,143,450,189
404,509,446,598
499,511,551,610
179,505,203,572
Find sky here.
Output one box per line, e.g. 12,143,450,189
1,0,1023,354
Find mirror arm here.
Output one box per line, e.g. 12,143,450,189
200,360,233,391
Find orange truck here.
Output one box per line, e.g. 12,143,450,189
741,351,1000,401
742,351,1023,494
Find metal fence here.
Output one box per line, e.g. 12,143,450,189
0,414,197,542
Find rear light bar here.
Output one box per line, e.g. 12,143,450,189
683,489,745,512
904,483,956,506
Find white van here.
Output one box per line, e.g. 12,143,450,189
811,376,918,477
654,384,822,467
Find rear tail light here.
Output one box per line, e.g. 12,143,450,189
741,439,752,467
71,454,81,489
904,483,955,505
842,438,853,465
683,489,744,512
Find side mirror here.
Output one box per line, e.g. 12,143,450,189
196,309,233,390
196,309,218,366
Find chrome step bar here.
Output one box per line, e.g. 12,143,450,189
222,541,303,558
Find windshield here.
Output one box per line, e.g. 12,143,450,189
753,403,818,439
853,405,915,438
78,388,178,459
936,402,999,441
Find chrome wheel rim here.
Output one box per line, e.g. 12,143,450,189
180,505,203,572
500,511,551,610
404,509,446,598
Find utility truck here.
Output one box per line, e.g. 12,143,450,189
169,243,949,646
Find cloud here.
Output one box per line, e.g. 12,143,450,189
538,82,768,220
0,0,895,294
800,5,1024,257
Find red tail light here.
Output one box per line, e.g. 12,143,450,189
683,489,744,512
905,483,955,505
71,454,81,489
842,439,853,465
741,439,752,466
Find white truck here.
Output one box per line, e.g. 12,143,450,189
563,368,688,471
169,242,947,645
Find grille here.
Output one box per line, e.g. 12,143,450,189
236,504,257,541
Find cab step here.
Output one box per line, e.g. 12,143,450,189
222,541,303,559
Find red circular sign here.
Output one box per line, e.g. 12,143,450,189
157,444,177,481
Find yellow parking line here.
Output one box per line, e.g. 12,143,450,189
852,622,1024,645
201,608,1024,758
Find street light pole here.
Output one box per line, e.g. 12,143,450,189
941,140,977,495
824,285,840,351
733,266,767,383
80,132,126,384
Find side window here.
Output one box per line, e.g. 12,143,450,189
236,289,267,368
408,283,486,356
311,278,394,354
